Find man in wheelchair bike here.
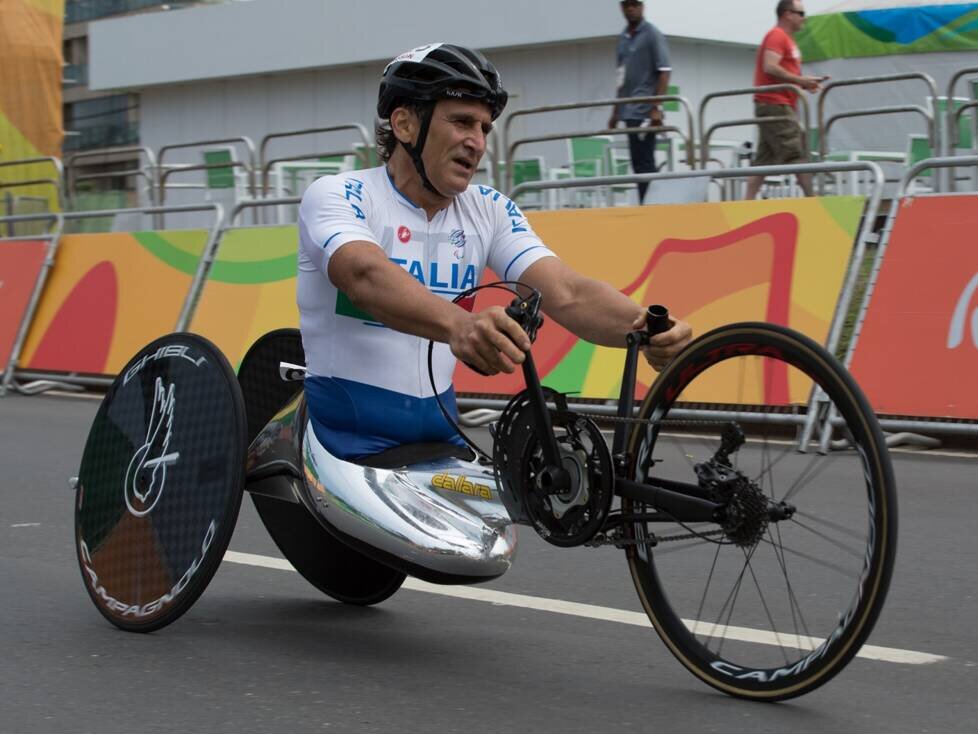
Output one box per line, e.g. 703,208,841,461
297,42,692,461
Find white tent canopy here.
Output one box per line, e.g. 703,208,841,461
804,1,978,156
824,0,972,10
820,0,966,10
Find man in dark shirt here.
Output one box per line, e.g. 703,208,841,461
607,0,672,204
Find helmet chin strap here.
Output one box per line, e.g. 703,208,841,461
399,104,452,199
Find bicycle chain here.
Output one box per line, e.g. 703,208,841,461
585,527,727,548
567,409,731,548
570,410,730,429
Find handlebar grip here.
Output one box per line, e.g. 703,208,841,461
646,304,671,337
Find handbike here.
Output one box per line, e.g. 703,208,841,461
72,286,896,702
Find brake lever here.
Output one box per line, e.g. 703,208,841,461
463,293,543,376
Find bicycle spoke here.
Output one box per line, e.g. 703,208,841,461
743,546,791,664
780,452,838,504
788,517,865,560
693,542,723,636
793,509,868,543
757,536,860,579
769,523,816,652
714,543,762,657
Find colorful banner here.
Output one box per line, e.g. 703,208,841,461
849,195,978,419
188,226,299,368
17,230,210,375
799,4,978,61
0,0,65,210
455,197,867,404
0,240,47,370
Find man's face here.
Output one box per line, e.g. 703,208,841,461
621,0,643,23
784,1,806,33
419,98,492,197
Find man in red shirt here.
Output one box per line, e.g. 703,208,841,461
744,0,827,200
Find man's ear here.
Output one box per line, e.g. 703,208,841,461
390,107,418,146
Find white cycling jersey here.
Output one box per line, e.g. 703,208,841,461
296,165,556,459
297,165,555,396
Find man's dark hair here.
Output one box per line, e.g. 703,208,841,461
374,99,433,163
776,0,796,18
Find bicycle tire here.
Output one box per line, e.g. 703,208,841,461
624,322,897,701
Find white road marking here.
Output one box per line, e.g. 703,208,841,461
10,522,41,528
222,550,947,666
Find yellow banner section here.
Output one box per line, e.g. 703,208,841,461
180,198,864,403
0,0,65,209
18,230,210,375
188,226,300,368
14,198,865,395
456,197,867,403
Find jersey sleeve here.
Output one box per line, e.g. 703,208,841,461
476,186,557,281
298,174,380,266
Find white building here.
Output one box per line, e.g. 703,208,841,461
85,0,842,204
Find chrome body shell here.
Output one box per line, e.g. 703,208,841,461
245,393,519,584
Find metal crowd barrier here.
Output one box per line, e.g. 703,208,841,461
0,213,64,395
818,73,938,171
697,84,811,168
500,94,696,194
0,157,65,212
258,124,373,198
944,67,978,193
65,146,159,208
817,155,978,449
157,136,258,207
5,203,224,392
511,160,884,452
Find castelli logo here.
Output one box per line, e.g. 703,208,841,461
397,226,411,243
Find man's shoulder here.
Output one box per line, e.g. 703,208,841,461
761,26,790,47
301,166,384,203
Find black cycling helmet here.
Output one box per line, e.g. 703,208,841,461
378,43,508,121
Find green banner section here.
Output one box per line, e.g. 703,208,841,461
799,4,978,61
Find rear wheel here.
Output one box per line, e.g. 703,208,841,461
624,322,897,701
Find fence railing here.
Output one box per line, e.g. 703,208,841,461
43,65,978,218
500,95,696,194
698,85,811,168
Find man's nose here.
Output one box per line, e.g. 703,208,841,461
465,129,487,154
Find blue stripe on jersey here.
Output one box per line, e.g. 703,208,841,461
323,232,342,249
504,245,547,280
305,375,465,461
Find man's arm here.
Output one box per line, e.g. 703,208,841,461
761,49,824,92
651,69,670,126
518,256,692,370
327,241,530,374
650,27,672,126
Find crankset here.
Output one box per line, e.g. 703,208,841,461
492,389,614,547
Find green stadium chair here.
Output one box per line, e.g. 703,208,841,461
202,148,236,190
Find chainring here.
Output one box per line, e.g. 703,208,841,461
492,389,614,547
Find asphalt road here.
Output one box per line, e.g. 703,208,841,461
2,393,976,733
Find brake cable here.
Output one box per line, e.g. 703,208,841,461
427,280,540,464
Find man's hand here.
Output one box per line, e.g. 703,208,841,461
449,306,532,376
631,312,693,371
649,108,664,127
800,75,827,93
607,113,619,129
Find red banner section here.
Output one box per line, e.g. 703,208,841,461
849,196,978,419
0,240,47,369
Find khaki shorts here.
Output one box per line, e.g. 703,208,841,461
753,103,807,166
